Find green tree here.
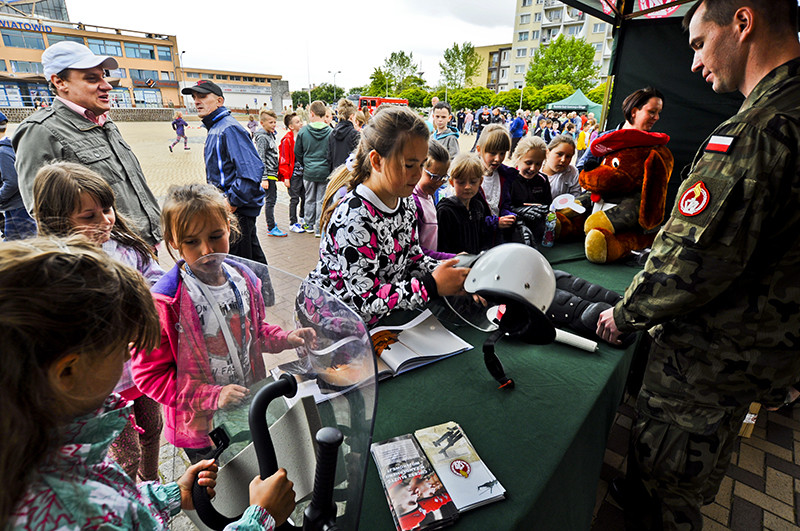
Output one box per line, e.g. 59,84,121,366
449,86,494,111
399,87,429,108
366,68,392,96
525,35,600,93
439,42,484,89
384,51,422,93
586,82,609,105
491,89,524,111
291,91,309,108
521,86,539,111
309,83,345,104
528,84,574,110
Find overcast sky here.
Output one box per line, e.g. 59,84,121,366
66,0,516,92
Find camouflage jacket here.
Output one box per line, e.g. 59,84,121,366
614,58,800,356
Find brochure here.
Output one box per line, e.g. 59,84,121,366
371,310,473,379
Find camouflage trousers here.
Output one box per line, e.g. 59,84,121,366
624,332,795,531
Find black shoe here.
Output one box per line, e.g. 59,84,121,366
168,145,173,153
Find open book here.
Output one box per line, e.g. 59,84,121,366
371,310,473,379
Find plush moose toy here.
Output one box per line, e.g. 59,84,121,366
556,129,674,263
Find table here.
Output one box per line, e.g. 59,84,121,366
359,243,642,531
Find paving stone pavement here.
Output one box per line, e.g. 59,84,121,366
23,118,797,530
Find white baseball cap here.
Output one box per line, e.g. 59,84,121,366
42,41,118,79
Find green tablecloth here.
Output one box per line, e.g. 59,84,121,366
359,243,643,531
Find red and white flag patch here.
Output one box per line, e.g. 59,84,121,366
705,135,734,154
679,181,710,216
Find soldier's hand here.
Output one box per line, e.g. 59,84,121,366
597,307,623,345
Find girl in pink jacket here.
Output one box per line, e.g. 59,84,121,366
132,184,314,461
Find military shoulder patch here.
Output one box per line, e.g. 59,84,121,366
679,181,710,216
705,135,735,154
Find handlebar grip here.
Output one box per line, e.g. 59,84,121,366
250,373,298,480
303,427,343,531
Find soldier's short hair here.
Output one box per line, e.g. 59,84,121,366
683,0,798,35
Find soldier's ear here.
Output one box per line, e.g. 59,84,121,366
733,7,754,40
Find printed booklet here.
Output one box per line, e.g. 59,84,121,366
372,422,505,530
370,310,473,379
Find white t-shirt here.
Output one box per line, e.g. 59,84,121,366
183,264,253,386
482,170,502,217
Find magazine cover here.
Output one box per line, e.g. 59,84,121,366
414,422,506,512
371,434,459,530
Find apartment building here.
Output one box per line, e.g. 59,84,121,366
470,43,513,93
510,0,613,89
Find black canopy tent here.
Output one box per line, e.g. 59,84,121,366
558,0,744,204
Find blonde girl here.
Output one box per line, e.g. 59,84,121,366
474,124,517,241
33,161,165,482
510,136,552,208
131,183,313,463
306,105,468,326
542,134,580,197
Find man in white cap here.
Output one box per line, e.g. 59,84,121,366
14,41,161,245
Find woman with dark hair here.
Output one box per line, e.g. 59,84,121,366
576,86,664,171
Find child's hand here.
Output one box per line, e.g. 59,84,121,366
261,181,270,190
178,459,218,510
432,258,469,297
498,215,516,229
249,468,296,525
287,327,316,348
218,384,250,409
284,181,291,189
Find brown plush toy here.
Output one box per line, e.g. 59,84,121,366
556,129,674,263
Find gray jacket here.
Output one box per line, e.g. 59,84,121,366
253,126,279,180
13,99,162,245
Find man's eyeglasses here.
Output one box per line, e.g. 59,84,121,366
424,168,450,183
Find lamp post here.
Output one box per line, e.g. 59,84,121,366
519,83,524,111
328,70,341,102
177,50,186,107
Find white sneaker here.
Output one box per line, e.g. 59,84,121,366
289,223,304,233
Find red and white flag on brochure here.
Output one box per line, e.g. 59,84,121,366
706,135,734,154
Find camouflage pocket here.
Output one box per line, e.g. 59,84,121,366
637,390,729,436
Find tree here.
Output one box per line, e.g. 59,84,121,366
291,90,309,108
399,87,428,108
525,35,600,93
491,89,524,111
449,87,495,111
309,83,345,105
366,68,392,97
587,81,611,105
384,51,422,93
439,42,484,89
528,84,574,110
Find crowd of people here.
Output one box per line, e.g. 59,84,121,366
1,1,799,529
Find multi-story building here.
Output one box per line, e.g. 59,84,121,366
0,0,288,111
470,43,513,93
510,0,613,89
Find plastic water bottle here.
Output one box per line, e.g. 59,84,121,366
542,212,556,247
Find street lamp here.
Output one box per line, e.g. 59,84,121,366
328,70,341,102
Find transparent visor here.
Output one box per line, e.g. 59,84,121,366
172,253,377,530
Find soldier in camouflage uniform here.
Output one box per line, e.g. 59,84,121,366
596,1,800,529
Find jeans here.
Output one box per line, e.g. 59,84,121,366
3,207,36,240
303,180,326,233
263,179,277,230
228,211,267,265
288,177,305,225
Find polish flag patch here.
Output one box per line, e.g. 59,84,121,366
705,135,734,154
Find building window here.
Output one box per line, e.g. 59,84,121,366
514,81,524,89
230,75,241,81
518,31,529,41
255,77,265,83
87,38,122,56
515,65,526,74
47,34,84,45
567,25,581,35
201,73,213,79
216,74,228,80
521,0,532,6
534,13,542,22
157,46,172,62
0,61,5,71
243,76,253,82
107,67,126,78
531,30,540,40
593,23,606,33
520,13,530,24
129,68,158,81
109,88,132,107
516,48,527,58
500,68,508,79
10,61,43,74
133,88,162,107
594,43,603,54
187,72,199,78
125,42,156,60
1,29,45,49
159,70,175,80
501,50,509,62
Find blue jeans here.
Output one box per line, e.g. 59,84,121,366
3,207,36,240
